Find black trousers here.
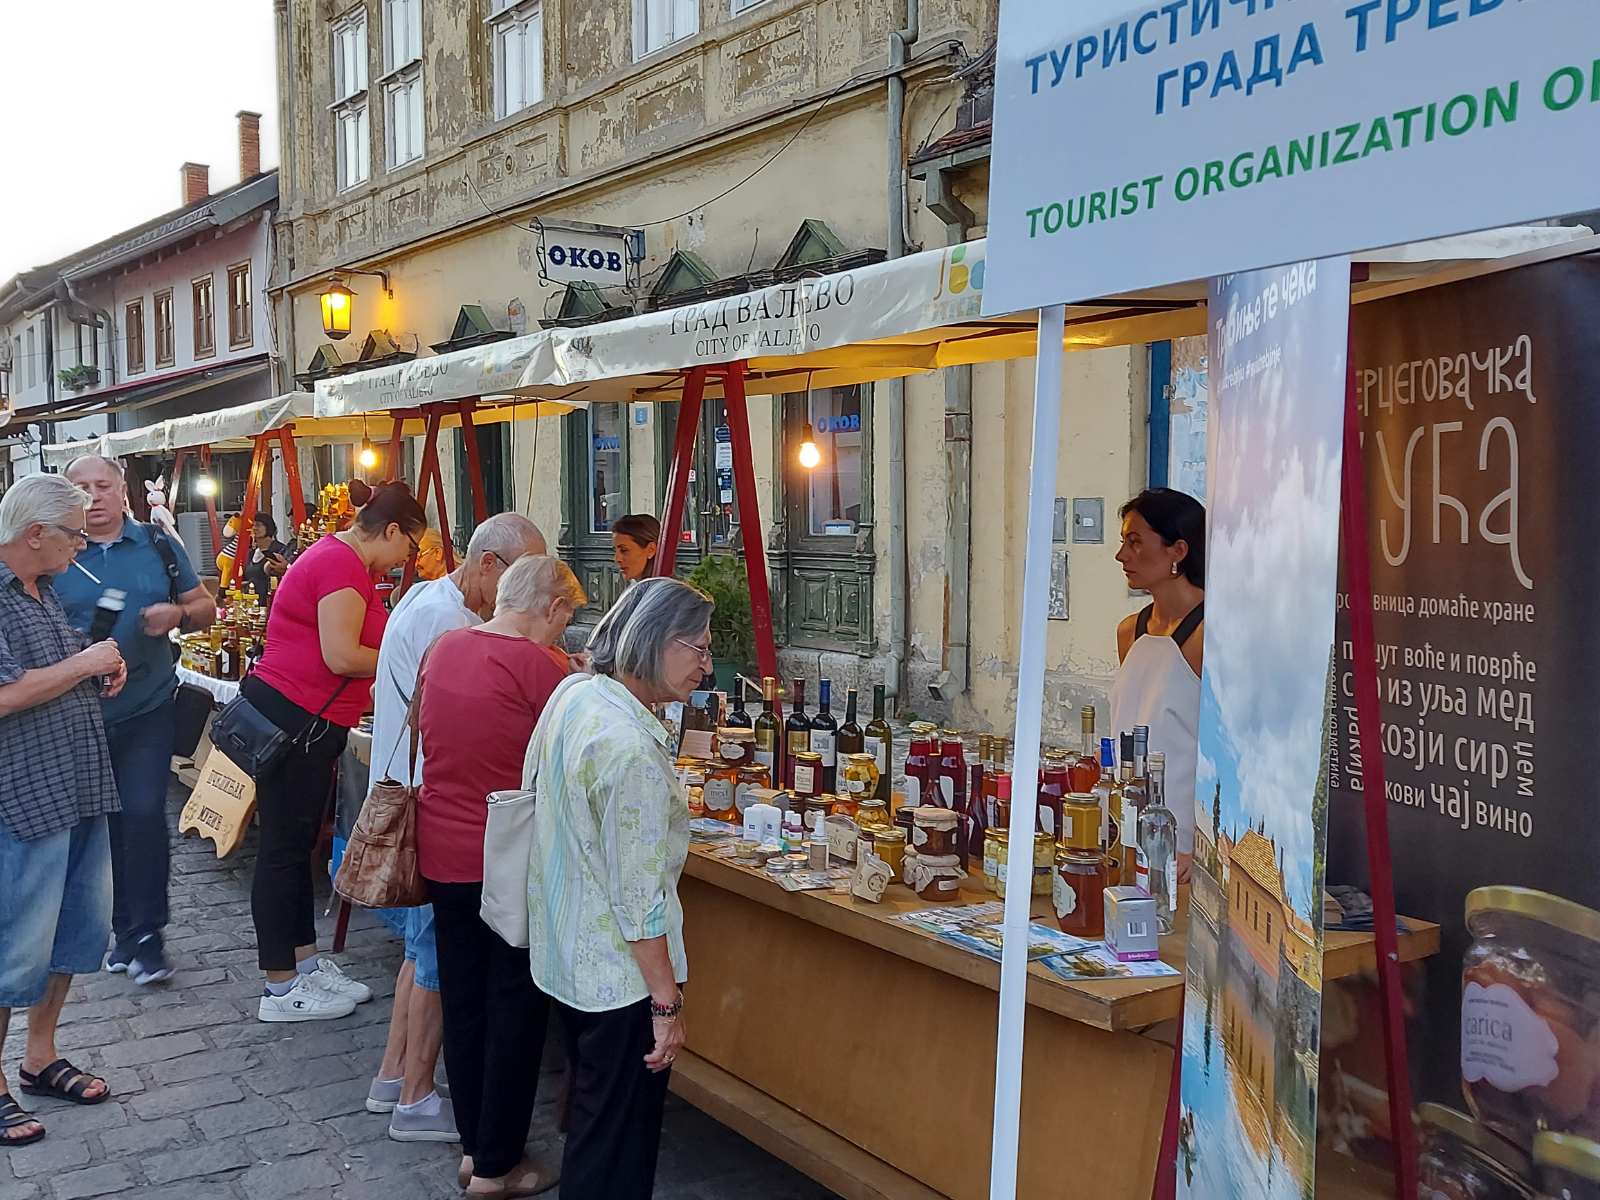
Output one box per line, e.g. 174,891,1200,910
243,675,347,973
428,878,550,1180
105,699,177,950
557,998,672,1200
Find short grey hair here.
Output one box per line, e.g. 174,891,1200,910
0,474,92,543
63,454,124,481
587,577,713,686
494,554,586,618
465,512,545,562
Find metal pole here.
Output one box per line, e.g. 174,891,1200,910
459,399,490,525
988,304,1066,1199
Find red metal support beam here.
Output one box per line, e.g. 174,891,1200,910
720,362,779,685
276,426,308,529
458,399,489,526
1340,333,1419,1200
656,368,706,577
428,417,455,573
386,414,405,480
401,409,444,593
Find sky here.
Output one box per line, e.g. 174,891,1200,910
0,1,280,284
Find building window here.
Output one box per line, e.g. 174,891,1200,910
588,404,627,533
333,7,371,190
801,387,863,537
192,275,215,358
153,290,175,367
1266,911,1273,946
75,321,99,369
731,0,767,11
227,263,253,348
125,300,145,374
634,0,697,59
24,326,36,387
489,0,543,118
382,0,424,168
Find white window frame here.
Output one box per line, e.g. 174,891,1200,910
382,0,424,168
633,0,698,60
331,7,371,190
731,0,768,13
487,0,543,119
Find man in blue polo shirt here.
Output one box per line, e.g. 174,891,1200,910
58,455,215,985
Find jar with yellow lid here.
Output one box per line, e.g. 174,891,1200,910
702,759,739,823
733,765,772,818
839,752,881,807
1535,1132,1600,1200
855,798,893,838
1417,1103,1535,1200
1461,888,1600,1147
791,751,824,801
983,828,1007,893
864,827,906,882
1061,792,1103,851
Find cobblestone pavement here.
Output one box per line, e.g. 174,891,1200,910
1,785,837,1200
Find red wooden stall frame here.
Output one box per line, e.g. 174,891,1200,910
654,362,781,685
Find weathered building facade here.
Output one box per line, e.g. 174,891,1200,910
270,0,1158,738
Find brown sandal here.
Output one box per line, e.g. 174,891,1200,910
0,1094,45,1148
19,1060,108,1106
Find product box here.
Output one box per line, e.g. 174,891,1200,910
1104,886,1161,962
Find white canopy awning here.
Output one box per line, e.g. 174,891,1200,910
38,393,316,469
313,224,1592,416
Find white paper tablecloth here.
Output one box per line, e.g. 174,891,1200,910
175,666,240,705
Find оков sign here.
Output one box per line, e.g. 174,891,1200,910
984,0,1600,313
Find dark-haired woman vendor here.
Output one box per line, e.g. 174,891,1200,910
1110,487,1206,880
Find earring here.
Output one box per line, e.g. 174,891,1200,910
1170,563,1179,576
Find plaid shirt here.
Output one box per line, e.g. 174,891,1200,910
0,557,119,842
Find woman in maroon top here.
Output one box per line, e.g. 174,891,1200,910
243,483,426,1024
416,554,585,1198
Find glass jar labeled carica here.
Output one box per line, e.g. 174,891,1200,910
1417,1103,1535,1200
1534,1132,1600,1200
1462,888,1600,1149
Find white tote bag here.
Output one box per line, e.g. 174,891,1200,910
479,674,587,949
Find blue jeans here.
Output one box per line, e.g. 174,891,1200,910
105,700,177,951
0,817,112,1007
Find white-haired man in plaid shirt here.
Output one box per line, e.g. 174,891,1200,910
0,474,126,1149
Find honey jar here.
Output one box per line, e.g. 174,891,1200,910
1461,888,1600,1147
702,759,739,822
717,727,755,767
1061,792,1102,851
733,768,773,818
864,827,906,881
1054,847,1112,939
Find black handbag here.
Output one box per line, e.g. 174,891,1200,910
211,679,349,780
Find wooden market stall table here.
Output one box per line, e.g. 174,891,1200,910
673,843,1440,1200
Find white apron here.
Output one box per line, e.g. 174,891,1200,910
1108,609,1202,855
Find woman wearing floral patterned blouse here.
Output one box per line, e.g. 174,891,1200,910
527,577,711,1200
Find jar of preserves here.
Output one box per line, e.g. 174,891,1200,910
733,766,772,818
909,806,961,857
791,751,824,801
864,827,906,881
1054,848,1111,939
1461,888,1600,1147
840,752,881,806
903,849,964,902
805,798,831,836
983,828,1007,893
1417,1103,1535,1200
1031,832,1056,897
829,791,860,820
1534,1132,1600,1200
717,727,755,768
685,770,706,818
856,798,893,838
702,759,739,823
1061,792,1103,851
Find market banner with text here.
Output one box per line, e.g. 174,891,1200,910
1178,256,1350,1200
1322,253,1600,1186
984,0,1600,312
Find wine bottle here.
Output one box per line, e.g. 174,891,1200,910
753,676,782,781
785,679,811,790
811,679,839,793
863,684,893,804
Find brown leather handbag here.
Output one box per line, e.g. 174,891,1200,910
334,668,427,909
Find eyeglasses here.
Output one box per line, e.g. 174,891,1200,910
493,551,513,569
404,532,422,557
674,638,713,664
51,524,89,544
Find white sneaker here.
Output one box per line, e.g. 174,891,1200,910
258,977,358,1023
304,957,374,1004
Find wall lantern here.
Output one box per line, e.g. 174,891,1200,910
320,282,355,340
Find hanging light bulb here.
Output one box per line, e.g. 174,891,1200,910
357,438,378,471
798,439,822,470
195,474,219,498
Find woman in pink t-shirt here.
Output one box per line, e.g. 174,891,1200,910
243,482,427,1024
414,555,584,1197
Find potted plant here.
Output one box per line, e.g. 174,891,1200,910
58,364,100,391
686,552,756,694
